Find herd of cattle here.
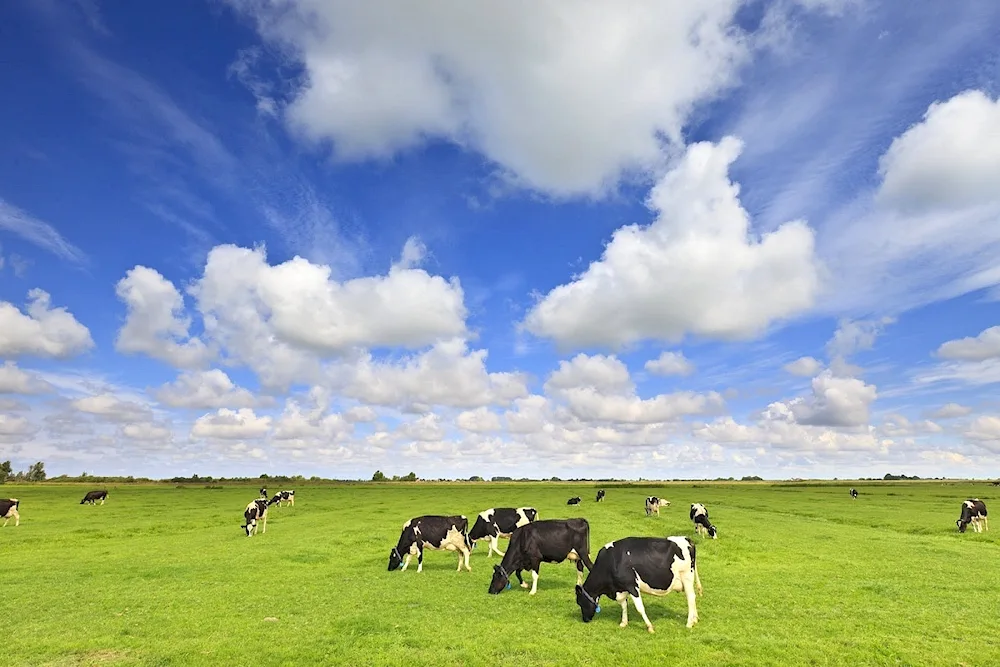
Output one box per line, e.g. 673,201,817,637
0,484,992,632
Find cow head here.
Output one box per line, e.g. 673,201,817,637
488,564,513,594
707,524,718,539
387,547,404,571
468,515,490,542
575,585,601,622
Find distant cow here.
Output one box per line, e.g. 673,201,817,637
645,496,670,516
992,481,1000,487
80,490,108,505
575,536,702,632
957,499,989,533
271,490,295,507
850,488,858,499
388,515,472,573
595,490,605,503
468,507,538,557
567,496,582,505
242,498,272,536
259,487,268,498
690,503,717,539
488,518,593,596
1,498,19,527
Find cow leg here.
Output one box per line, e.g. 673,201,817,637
463,545,472,572
516,570,528,589
616,592,629,628
261,512,267,534
488,535,499,557
984,516,989,532
682,569,699,628
693,563,703,596
401,553,412,571
529,569,540,595
575,560,585,586
629,593,655,633
100,498,105,505
416,546,425,573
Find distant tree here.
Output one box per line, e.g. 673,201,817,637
491,476,512,482
0,460,12,484
403,472,418,482
259,473,269,479
741,475,763,481
26,461,46,482
372,470,386,482
549,476,561,482
468,475,483,482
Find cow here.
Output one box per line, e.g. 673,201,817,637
992,481,1000,487
242,498,272,536
850,488,858,499
567,496,582,505
645,496,670,516
259,487,268,498
488,518,593,596
595,490,606,503
1,498,19,527
575,536,702,633
468,507,538,557
388,515,472,573
270,490,295,507
956,499,989,533
690,503,717,539
80,490,108,505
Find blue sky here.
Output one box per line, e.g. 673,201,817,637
2,0,1000,480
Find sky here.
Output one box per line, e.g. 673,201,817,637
2,0,1000,481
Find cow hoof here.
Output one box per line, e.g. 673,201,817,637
619,622,628,629
647,627,655,634
520,583,529,589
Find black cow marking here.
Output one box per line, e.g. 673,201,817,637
388,515,472,573
1,498,20,527
488,518,593,596
80,490,108,505
690,503,717,539
259,487,268,499
567,497,582,505
242,498,271,536
957,498,988,533
645,496,670,516
468,507,538,557
575,536,702,633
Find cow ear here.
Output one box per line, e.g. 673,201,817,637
575,584,583,593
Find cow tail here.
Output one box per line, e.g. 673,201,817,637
463,517,472,552
582,521,594,571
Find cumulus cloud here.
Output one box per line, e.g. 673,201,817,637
544,354,632,395
965,415,1000,443
0,361,53,394
455,407,503,433
927,403,973,419
879,414,942,438
522,138,819,349
644,351,695,376
786,371,877,427
115,266,213,368
0,413,39,441
935,325,1000,361
783,356,822,377
192,408,272,440
0,290,94,359
396,413,446,442
154,369,258,409
120,422,173,442
71,394,153,423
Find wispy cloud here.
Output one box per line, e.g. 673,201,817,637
0,198,88,266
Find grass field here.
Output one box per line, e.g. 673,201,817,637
1,481,998,666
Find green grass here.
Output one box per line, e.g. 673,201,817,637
1,482,998,666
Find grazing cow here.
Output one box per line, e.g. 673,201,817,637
242,498,272,536
645,496,670,516
80,490,108,505
956,499,989,533
595,490,606,503
488,518,593,596
567,496,582,505
850,488,858,499
259,487,268,498
575,536,702,633
388,515,472,573
690,503,717,539
270,490,295,507
992,481,1000,487
468,507,538,557
1,498,19,527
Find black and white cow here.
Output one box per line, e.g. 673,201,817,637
388,515,472,573
567,496,582,505
468,507,538,557
242,498,272,536
259,487,268,499
270,490,295,507
1,498,19,527
690,503,717,539
80,490,108,505
645,496,670,516
850,488,858,499
956,498,989,533
992,481,1000,487
575,536,702,633
595,490,606,503
488,518,593,596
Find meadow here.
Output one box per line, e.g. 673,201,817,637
1,481,998,667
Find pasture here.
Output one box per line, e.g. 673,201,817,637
1,481,998,666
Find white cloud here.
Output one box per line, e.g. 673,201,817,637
343,405,378,423
544,354,632,395
270,399,351,442
914,359,1000,387
522,138,819,349
0,413,38,441
154,369,258,409
115,266,213,369
786,371,877,428
455,407,502,433
783,356,822,377
0,362,53,394
71,394,153,423
927,403,973,419
0,290,94,359
120,422,173,442
191,408,272,440
935,326,1000,361
396,413,446,442
879,414,942,438
561,387,725,425
965,415,1000,443
644,351,695,376
0,198,88,264
826,317,895,361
